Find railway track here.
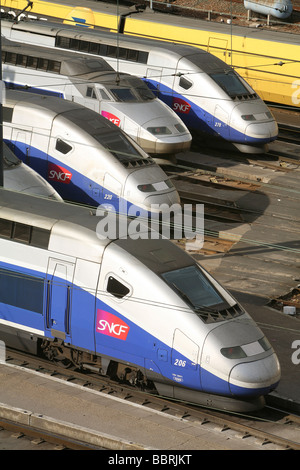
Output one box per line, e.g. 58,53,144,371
2,349,300,450
157,127,300,256
0,417,102,450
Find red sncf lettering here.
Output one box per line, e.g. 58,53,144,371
172,98,191,114
48,163,72,184
96,310,130,341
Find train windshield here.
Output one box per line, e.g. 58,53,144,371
109,83,155,103
161,265,243,322
95,131,148,164
162,265,224,309
210,71,251,99
110,87,138,102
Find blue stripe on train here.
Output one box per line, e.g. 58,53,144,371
144,79,274,144
3,139,146,217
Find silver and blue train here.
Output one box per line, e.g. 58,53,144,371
2,40,191,156
0,188,281,411
3,90,180,214
1,18,278,153
3,141,62,200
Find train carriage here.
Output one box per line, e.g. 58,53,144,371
0,188,281,412
1,17,278,153
3,90,180,214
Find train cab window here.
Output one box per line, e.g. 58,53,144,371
110,88,137,102
107,276,130,299
179,76,193,90
210,71,250,99
161,265,231,322
86,86,97,99
55,138,73,155
98,88,111,101
97,132,143,165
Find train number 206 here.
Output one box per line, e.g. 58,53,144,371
174,358,186,367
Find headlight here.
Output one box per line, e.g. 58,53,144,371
241,114,256,121
221,346,247,359
147,126,172,135
138,179,174,192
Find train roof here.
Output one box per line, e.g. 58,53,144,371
2,38,114,75
2,19,233,73
0,188,110,259
0,188,191,270
5,5,300,46
4,89,118,132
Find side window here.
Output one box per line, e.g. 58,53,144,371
179,76,193,90
55,138,72,155
0,268,44,314
106,275,130,299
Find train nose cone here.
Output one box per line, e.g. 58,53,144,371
245,120,278,142
229,353,281,396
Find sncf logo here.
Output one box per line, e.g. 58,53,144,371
96,310,130,340
172,97,191,114
101,111,121,127
48,163,72,184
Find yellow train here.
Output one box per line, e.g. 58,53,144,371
2,0,300,107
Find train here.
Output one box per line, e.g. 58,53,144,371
0,188,281,412
2,0,299,109
3,90,180,215
2,39,192,156
3,141,62,200
1,17,278,154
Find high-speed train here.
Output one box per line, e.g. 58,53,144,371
3,0,299,109
3,142,62,200
1,18,278,153
2,40,191,156
0,188,281,412
3,90,180,214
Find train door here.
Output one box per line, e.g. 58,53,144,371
46,258,74,341
172,329,201,389
10,128,32,166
